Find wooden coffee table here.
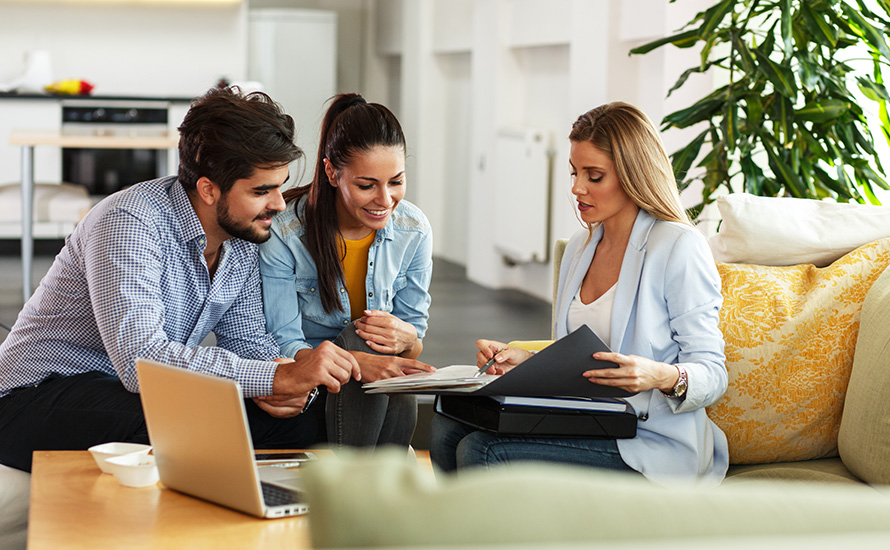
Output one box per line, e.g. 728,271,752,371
28,449,431,549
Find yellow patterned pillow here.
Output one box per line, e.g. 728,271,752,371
707,238,890,464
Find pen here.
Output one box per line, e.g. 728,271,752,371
475,348,506,377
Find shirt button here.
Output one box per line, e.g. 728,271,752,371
310,288,315,292
368,292,373,297
369,262,373,267
340,288,345,293
343,320,348,325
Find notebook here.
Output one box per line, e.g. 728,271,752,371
135,358,308,518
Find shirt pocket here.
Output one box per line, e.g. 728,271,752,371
294,277,329,324
380,274,408,313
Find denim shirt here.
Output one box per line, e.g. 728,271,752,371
259,196,433,358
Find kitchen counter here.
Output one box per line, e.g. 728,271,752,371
0,92,196,103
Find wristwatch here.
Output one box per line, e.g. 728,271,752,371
662,365,687,399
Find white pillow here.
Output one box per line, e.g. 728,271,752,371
708,193,890,267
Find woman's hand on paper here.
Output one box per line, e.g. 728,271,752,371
355,310,422,358
584,352,679,393
475,340,532,375
351,351,435,383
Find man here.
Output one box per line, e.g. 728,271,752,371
0,87,361,472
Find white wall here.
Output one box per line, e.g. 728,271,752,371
0,3,247,97
362,0,714,302
249,0,366,96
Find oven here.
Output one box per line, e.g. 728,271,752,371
61,99,172,197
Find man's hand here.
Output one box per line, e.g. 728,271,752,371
272,340,361,396
351,351,435,383
252,394,309,418
355,310,422,358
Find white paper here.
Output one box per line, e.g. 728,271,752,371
363,365,498,394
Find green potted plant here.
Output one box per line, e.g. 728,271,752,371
631,0,890,218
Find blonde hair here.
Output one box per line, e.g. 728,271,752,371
569,102,690,229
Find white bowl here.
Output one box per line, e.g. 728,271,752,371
88,442,152,474
104,453,159,488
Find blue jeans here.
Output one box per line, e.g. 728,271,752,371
429,413,639,474
326,322,417,449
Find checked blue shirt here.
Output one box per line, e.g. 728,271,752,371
0,176,281,399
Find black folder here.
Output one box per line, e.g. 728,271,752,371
433,326,639,438
434,394,637,438
436,325,637,399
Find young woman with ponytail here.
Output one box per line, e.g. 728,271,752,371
259,93,434,449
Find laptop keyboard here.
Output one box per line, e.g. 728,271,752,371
261,482,304,506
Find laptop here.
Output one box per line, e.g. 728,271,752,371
136,358,308,518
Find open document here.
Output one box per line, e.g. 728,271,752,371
363,365,496,394
362,325,637,399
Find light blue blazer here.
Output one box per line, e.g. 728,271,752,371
555,209,729,485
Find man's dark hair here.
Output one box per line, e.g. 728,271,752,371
177,86,303,194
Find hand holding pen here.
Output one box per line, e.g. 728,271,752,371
473,340,534,376
474,347,507,377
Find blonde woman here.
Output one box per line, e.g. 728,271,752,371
430,102,729,485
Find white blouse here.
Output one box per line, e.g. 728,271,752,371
567,283,616,349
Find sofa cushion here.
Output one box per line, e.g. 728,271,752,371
301,450,890,548
726,458,863,485
708,193,890,267
707,238,890,465
0,464,29,550
838,261,890,484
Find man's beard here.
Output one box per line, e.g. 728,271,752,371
216,196,277,244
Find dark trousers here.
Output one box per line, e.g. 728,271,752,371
327,323,417,449
0,371,317,472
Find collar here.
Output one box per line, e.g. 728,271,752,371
169,179,208,247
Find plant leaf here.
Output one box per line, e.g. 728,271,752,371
667,57,728,97
857,76,890,101
752,48,797,98
723,99,739,152
795,99,851,123
842,3,890,62
812,164,854,200
670,129,709,180
662,98,724,129
761,133,807,197
701,0,736,37
802,3,838,47
780,0,792,55
739,155,766,195
629,29,700,55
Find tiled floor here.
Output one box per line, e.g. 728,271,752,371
0,240,553,449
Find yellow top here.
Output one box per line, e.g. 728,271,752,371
340,231,376,320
